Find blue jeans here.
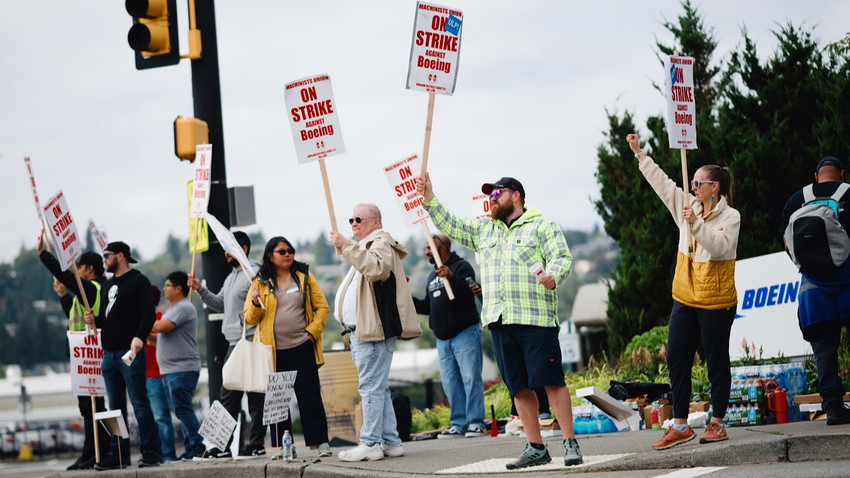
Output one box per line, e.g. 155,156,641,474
146,377,177,461
437,324,486,431
350,333,401,446
101,349,160,461
162,371,203,453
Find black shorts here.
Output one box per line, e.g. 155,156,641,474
490,323,565,396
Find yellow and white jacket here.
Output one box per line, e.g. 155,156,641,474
639,156,740,309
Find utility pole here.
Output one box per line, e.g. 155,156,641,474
191,0,230,404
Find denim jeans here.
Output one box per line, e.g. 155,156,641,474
437,324,486,431
350,333,401,446
101,348,160,461
146,377,177,461
162,371,203,453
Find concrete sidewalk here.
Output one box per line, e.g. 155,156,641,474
54,420,850,477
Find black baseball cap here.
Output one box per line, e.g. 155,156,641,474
481,177,525,198
78,251,105,277
816,156,845,172
105,241,138,264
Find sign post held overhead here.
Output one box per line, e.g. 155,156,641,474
189,144,212,296
665,53,698,253
284,74,346,254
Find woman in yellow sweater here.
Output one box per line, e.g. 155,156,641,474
244,236,332,458
627,134,740,450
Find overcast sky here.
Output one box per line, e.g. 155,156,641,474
1,1,847,263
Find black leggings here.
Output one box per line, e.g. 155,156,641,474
667,300,735,420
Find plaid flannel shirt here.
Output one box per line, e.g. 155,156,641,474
424,197,572,328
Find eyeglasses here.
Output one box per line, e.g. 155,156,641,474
691,180,717,189
274,248,295,256
349,216,373,225
489,188,512,199
103,252,116,259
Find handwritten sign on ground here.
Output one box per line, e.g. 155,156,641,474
199,400,237,452
385,154,429,228
43,191,81,271
262,371,297,425
406,2,463,95
665,55,698,149
284,74,345,164
68,331,106,396
189,144,213,218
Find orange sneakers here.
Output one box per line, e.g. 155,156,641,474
700,422,729,443
652,425,696,450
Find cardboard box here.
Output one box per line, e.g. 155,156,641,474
793,392,850,405
516,418,560,431
690,401,710,413
643,404,672,427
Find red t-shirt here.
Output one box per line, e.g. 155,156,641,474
145,311,162,379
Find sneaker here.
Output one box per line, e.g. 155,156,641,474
338,443,384,462
381,443,404,458
700,422,729,443
180,445,207,461
653,425,696,450
437,426,464,439
94,455,126,471
538,412,553,420
67,455,95,470
563,437,583,466
465,425,486,438
138,453,160,468
206,448,233,459
826,402,850,425
248,446,266,457
505,443,551,470
318,442,332,457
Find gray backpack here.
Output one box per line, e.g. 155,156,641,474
784,182,850,277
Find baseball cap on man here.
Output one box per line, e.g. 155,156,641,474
816,156,845,172
105,241,138,264
78,251,105,277
481,177,525,198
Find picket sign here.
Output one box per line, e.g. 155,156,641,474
666,51,698,253
283,74,345,254
199,401,237,453
88,219,109,255
406,2,464,301
204,212,264,309
188,144,213,298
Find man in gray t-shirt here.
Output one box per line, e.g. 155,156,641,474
150,271,204,460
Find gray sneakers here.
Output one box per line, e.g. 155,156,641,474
505,443,551,470
564,437,583,466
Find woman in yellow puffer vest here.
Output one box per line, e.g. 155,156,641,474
627,134,740,450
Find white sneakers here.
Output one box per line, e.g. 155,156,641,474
338,442,405,461
338,443,384,462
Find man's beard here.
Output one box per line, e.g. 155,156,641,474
227,256,239,267
106,261,117,273
491,202,515,222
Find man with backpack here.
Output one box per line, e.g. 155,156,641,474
782,156,850,425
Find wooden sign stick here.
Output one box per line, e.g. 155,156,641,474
418,92,454,300
318,158,342,256
681,148,694,255
241,267,265,310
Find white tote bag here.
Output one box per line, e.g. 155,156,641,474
222,320,274,393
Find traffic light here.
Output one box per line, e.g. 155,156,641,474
126,0,180,70
174,116,209,162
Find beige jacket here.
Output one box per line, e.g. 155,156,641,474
639,156,740,309
337,231,422,342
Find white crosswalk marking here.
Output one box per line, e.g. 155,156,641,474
652,467,728,477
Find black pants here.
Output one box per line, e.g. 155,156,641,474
220,344,267,451
802,318,850,411
78,395,110,459
667,300,735,419
270,340,329,447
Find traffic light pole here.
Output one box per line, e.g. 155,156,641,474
191,0,229,404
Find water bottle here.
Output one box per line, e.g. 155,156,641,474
651,403,661,430
283,430,293,461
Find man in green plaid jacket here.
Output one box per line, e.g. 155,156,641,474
416,174,583,469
